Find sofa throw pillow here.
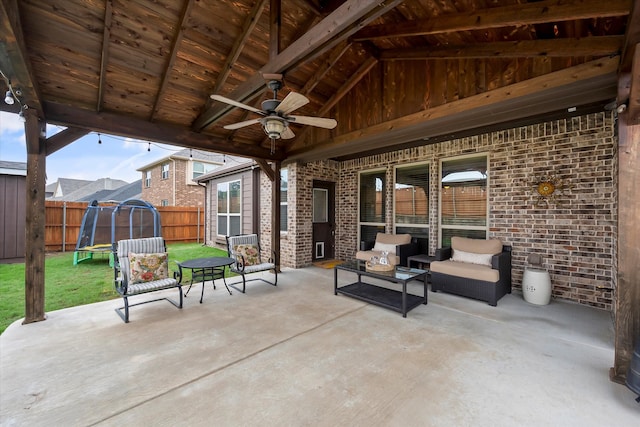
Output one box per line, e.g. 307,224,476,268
129,252,169,284
451,249,493,267
235,244,259,266
373,242,397,254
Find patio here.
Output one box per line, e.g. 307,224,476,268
1,267,638,426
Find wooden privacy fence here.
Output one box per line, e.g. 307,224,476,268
45,201,204,252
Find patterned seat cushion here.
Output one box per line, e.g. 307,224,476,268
129,252,169,284
125,277,179,295
234,244,260,266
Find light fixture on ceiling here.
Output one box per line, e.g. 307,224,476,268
4,89,14,105
262,117,286,139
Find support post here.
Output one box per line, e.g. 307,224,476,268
272,161,281,272
23,108,47,324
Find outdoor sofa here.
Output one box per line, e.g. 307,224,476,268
430,236,512,306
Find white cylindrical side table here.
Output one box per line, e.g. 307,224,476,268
522,268,552,305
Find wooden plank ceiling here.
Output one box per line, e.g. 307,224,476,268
0,0,636,163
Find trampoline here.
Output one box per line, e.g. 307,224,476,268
73,199,162,266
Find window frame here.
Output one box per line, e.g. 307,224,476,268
161,163,169,180
144,170,151,188
393,161,430,236
438,153,489,247
216,179,241,237
358,168,387,245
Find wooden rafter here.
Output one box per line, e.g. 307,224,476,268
380,36,624,60
0,0,42,115
192,0,404,131
288,55,378,152
270,0,281,59
96,0,113,112
212,0,267,96
618,0,640,122
352,0,630,41
300,41,352,94
150,0,195,121
46,127,91,156
43,101,279,160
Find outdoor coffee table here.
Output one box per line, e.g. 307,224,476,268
334,260,428,317
176,257,234,303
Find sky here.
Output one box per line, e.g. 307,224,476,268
0,111,185,185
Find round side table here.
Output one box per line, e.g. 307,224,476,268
522,268,552,305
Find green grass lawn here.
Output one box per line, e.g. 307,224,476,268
0,242,228,334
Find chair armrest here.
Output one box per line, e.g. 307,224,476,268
360,240,374,251
492,247,512,285
396,242,419,267
434,247,452,261
173,260,183,283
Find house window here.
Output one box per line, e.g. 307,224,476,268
439,154,489,247
217,180,241,236
280,168,288,232
145,171,151,188
192,161,216,181
394,162,429,250
359,169,386,245
161,163,169,180
161,199,169,207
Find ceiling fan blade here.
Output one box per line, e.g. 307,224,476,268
281,127,295,139
211,94,264,115
223,118,261,130
276,92,309,115
289,115,337,129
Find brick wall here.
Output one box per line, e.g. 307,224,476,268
140,160,204,207
285,112,617,309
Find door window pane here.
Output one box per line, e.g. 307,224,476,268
313,189,328,223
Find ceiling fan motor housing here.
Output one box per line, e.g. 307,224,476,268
262,99,281,112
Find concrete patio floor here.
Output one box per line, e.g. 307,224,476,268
1,266,638,426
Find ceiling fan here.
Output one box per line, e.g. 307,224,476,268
210,76,337,152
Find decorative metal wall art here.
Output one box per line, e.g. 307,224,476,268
531,175,573,207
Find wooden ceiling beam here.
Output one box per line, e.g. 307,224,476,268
618,0,640,123
270,0,281,59
300,41,352,95
96,0,113,112
209,0,266,97
150,0,195,121
45,127,91,156
352,0,631,41
192,0,403,131
0,0,43,115
380,36,624,60
288,57,619,162
43,102,280,160
288,55,378,152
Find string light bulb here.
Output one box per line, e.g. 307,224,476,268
147,142,151,152
4,90,14,105
97,133,102,144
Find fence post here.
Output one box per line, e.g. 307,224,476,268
62,202,67,252
197,206,201,243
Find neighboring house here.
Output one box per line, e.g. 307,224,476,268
0,161,27,261
76,180,142,203
47,177,130,202
137,149,227,207
46,178,93,199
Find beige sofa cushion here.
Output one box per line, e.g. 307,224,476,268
430,259,499,282
451,236,503,255
375,233,411,246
